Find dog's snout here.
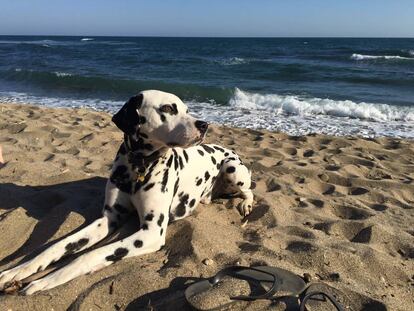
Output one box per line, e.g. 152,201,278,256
195,120,208,133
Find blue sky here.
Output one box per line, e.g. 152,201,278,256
1,0,413,37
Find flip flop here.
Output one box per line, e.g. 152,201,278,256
185,266,344,311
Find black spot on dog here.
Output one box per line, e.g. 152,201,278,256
110,165,132,194
161,169,169,192
204,171,211,182
189,199,196,208
160,114,166,122
237,181,244,186
171,103,178,114
213,146,225,152
175,192,189,217
64,238,89,256
157,213,165,227
196,178,203,186
183,150,189,162
134,240,143,248
226,166,236,173
160,228,164,236
144,183,155,191
197,149,205,156
148,159,159,172
201,144,215,154
178,156,184,170
142,224,149,230
114,204,129,214
216,163,221,170
138,116,146,124
145,213,154,221
172,149,179,171
166,155,173,168
106,247,129,262
173,178,180,196
224,152,229,156
211,156,216,165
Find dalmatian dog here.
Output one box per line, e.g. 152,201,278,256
0,90,254,295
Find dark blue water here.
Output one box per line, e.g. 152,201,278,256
0,36,413,137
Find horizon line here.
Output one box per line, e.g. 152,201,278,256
1,34,414,39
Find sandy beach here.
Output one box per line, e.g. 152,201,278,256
0,102,413,310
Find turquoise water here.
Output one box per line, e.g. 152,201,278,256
0,36,413,137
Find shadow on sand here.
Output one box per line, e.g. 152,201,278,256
0,177,106,267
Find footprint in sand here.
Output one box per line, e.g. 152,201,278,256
286,226,315,239
370,204,388,212
7,123,27,134
286,241,317,253
332,205,373,220
322,184,336,195
308,199,324,208
351,226,373,243
282,147,297,156
349,187,369,195
237,242,260,253
266,178,281,192
325,164,340,171
303,149,314,157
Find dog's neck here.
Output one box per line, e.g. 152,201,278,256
124,133,167,172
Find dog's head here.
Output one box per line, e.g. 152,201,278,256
112,90,208,148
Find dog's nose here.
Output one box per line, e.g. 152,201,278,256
195,120,208,134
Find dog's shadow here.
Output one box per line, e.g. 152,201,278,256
0,177,107,267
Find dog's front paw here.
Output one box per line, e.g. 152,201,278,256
21,278,49,295
0,268,23,291
0,261,38,291
238,200,253,217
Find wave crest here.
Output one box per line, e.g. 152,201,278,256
351,53,413,61
229,88,414,122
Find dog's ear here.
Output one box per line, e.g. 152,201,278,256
112,94,143,135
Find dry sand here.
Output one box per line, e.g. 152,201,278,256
0,102,413,311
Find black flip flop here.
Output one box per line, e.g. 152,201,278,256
185,266,344,311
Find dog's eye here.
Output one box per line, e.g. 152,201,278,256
159,105,174,114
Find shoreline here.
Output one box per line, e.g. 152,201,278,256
0,102,413,310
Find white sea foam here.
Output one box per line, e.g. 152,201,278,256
1,89,413,139
409,50,414,56
219,57,248,66
351,53,413,61
229,88,414,122
81,38,94,41
54,72,72,77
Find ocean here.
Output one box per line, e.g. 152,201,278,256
0,36,413,138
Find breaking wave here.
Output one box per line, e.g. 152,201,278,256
351,53,413,61
229,88,414,122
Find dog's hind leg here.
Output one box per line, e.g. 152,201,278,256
0,181,132,290
21,209,169,295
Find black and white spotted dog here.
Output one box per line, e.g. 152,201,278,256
0,90,254,294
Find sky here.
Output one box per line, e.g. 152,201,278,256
0,0,413,37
